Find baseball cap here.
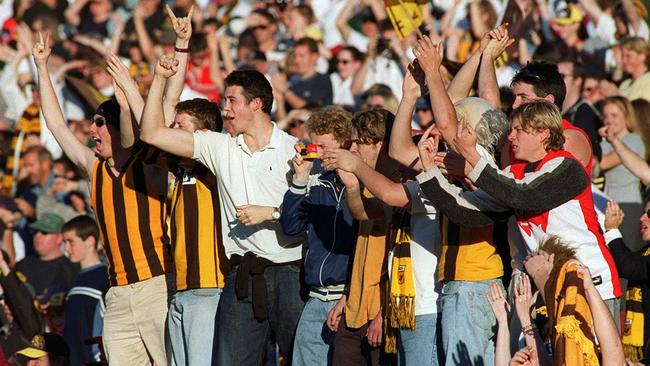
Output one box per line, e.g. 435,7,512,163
554,3,584,26
16,333,69,360
29,213,64,233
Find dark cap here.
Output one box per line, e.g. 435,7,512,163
415,96,431,110
16,333,69,359
95,99,120,128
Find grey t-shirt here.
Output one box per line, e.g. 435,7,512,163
601,133,646,203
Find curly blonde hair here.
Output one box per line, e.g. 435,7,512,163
304,106,353,143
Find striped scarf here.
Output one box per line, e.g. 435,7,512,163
545,261,599,366
623,247,650,361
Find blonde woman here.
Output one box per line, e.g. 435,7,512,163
619,37,650,102
600,96,645,250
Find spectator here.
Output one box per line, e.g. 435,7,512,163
14,213,78,298
281,106,356,366
16,333,70,366
277,37,333,109
61,215,108,366
331,46,364,107
600,96,645,251
619,37,650,102
139,69,305,365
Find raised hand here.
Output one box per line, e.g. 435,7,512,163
484,32,514,60
412,36,443,78
487,282,510,325
166,4,193,41
106,54,139,92
434,151,471,178
514,273,538,328
32,31,51,68
417,123,441,172
452,117,480,166
604,200,625,231
292,144,313,183
402,62,428,101
598,126,617,143
154,55,180,79
320,148,362,173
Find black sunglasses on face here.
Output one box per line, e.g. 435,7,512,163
92,116,106,127
252,24,269,31
646,209,650,218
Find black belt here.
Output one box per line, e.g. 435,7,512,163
231,253,301,321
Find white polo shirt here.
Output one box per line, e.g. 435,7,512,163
193,123,303,263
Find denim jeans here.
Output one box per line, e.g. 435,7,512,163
441,280,500,366
215,263,305,366
398,313,441,366
168,288,222,366
292,297,337,366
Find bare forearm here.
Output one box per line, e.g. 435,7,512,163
448,50,481,103
389,96,420,168
346,185,369,220
142,75,167,141
612,138,650,185
285,90,307,109
479,51,501,109
163,38,190,125
208,48,224,93
494,322,510,366
354,162,409,207
134,17,156,63
426,74,458,143
220,42,236,74
351,60,370,95
585,286,624,366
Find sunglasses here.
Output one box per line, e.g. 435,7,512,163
583,86,596,93
646,209,650,218
92,116,107,127
337,59,351,65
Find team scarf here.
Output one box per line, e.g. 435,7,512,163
623,247,650,361
545,261,599,366
385,211,416,353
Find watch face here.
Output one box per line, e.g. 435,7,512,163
272,211,281,220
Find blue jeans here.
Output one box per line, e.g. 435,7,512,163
216,263,305,366
168,288,222,366
398,313,440,366
441,280,500,366
292,297,337,366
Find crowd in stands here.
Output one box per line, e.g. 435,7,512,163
2,0,650,365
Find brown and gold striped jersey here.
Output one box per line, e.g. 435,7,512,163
439,216,503,282
169,159,227,290
91,143,172,286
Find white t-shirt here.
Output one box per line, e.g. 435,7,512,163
330,73,355,106
192,124,303,263
388,181,442,316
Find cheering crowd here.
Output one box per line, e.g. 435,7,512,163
2,0,650,365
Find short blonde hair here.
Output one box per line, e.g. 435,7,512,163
602,96,639,133
510,100,565,151
620,36,650,65
304,106,353,143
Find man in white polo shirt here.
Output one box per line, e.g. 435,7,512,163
140,68,305,365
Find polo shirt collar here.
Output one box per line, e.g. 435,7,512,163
236,122,282,152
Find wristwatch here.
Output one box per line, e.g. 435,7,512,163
271,208,281,220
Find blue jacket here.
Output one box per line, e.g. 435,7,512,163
281,170,357,288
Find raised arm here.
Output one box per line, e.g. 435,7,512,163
321,148,411,209
413,37,458,145
605,201,650,281
139,56,194,158
576,264,625,366
106,54,144,147
388,63,425,170
163,5,193,126
64,0,90,28
479,33,513,109
33,33,96,177
602,128,650,184
133,5,157,64
336,0,357,42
